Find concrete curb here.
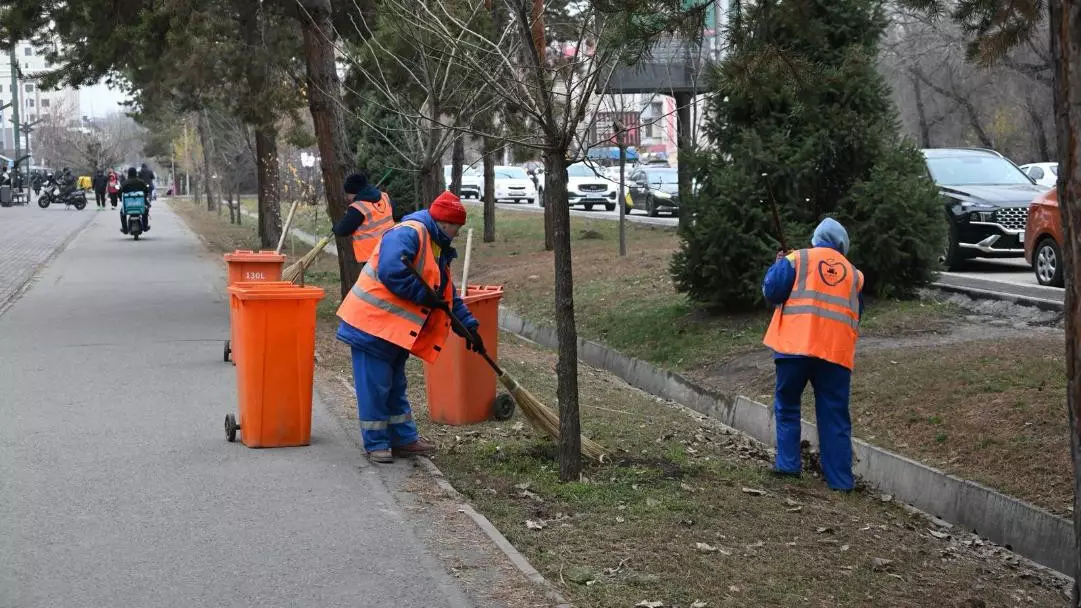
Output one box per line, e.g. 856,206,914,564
332,373,573,607
498,307,1077,577
415,457,573,608
931,281,1064,312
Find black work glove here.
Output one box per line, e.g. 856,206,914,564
467,328,485,354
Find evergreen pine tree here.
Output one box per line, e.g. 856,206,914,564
672,0,944,309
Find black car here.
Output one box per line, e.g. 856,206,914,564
627,166,679,217
922,148,1046,269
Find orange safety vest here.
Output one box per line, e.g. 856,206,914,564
762,247,864,370
349,193,395,263
336,220,453,364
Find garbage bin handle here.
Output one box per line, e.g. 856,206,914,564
400,255,503,373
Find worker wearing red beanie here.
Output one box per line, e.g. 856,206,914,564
336,190,481,463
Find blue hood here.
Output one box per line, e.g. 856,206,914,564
811,218,850,255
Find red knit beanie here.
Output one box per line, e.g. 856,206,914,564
428,190,467,225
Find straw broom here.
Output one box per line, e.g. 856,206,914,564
283,235,333,283
403,256,607,462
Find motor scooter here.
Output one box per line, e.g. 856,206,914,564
121,190,147,240
37,182,87,210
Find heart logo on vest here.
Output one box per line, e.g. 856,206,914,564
818,260,848,286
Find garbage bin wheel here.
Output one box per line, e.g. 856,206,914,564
225,414,239,442
223,340,231,363
492,393,516,421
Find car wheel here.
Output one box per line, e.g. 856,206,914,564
941,214,965,271
647,196,658,217
1034,237,1065,287
585,203,594,211
624,204,632,216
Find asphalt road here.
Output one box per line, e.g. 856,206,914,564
0,202,473,608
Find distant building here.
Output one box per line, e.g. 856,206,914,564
0,41,82,164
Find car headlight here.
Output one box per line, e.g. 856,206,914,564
970,210,995,222
653,190,672,200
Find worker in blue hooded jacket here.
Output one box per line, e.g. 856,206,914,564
761,218,864,491
335,192,481,463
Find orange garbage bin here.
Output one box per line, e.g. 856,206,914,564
227,282,294,367
222,250,286,363
224,283,325,448
423,285,514,425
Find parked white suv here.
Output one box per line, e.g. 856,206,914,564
558,162,618,211
493,166,537,204
443,164,483,199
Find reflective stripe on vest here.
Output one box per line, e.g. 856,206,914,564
762,247,863,370
350,193,395,263
336,220,453,364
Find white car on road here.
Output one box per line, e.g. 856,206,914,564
443,165,483,199
1019,162,1058,189
493,166,537,204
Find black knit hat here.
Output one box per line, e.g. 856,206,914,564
343,173,368,194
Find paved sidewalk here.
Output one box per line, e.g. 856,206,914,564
0,204,95,308
0,202,474,608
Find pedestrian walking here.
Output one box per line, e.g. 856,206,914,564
107,170,120,208
92,169,108,209
332,172,396,267
761,218,864,492
335,191,483,463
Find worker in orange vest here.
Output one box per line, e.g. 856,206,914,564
335,191,482,463
762,218,864,491
332,172,396,265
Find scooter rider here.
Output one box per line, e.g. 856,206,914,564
119,167,151,234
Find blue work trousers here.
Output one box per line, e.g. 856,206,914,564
773,356,854,490
351,346,419,452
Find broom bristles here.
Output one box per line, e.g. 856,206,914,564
283,236,333,283
498,372,607,462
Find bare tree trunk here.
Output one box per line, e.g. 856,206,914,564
675,92,693,231
420,160,442,208
234,186,242,226
450,137,465,196
543,149,581,482
543,189,554,251
197,110,217,212
910,70,932,148
1026,95,1052,162
255,126,282,249
483,137,496,243
227,188,236,224
297,0,359,298
1049,1,1081,601
617,129,627,257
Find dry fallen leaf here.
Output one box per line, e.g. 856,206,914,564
515,482,531,491
680,482,696,493
784,498,801,507
694,542,731,555
616,516,626,524
871,557,894,571
635,601,664,608
525,519,546,530
929,529,950,539
816,527,833,534
691,602,709,608
646,497,661,508
840,544,850,552
741,487,766,496
728,585,741,592
786,506,803,513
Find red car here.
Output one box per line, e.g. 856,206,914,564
1024,188,1065,287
